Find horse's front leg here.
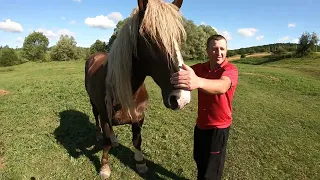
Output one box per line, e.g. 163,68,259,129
99,120,112,179
132,118,148,173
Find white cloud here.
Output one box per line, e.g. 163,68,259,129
0,19,23,33
256,35,264,40
237,28,258,37
107,12,123,22
72,0,82,3
85,12,123,29
61,16,67,20
35,28,75,39
69,20,76,24
277,36,290,43
57,29,75,37
221,31,232,40
36,28,57,38
288,23,296,28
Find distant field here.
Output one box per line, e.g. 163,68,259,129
0,55,319,179
228,52,271,61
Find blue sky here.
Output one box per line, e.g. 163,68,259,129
0,0,319,50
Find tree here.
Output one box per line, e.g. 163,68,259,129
227,50,237,57
106,18,129,51
181,19,217,60
50,35,79,61
77,47,91,60
22,31,49,61
0,46,21,67
90,40,107,54
296,32,319,57
247,48,256,55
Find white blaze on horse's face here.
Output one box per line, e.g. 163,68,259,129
168,39,191,109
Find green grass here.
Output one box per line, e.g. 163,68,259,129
0,56,319,180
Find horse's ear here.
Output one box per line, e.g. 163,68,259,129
138,0,148,12
172,0,183,9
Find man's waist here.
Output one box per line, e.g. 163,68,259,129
196,117,232,129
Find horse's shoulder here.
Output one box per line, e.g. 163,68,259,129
87,52,108,76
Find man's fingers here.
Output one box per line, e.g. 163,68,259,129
174,84,190,90
182,64,193,71
171,79,189,85
178,71,189,76
171,75,189,82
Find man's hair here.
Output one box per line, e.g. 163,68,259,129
206,34,227,49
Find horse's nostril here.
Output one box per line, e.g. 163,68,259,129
169,95,178,110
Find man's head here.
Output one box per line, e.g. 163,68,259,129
206,34,228,65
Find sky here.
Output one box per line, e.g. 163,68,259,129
0,0,319,50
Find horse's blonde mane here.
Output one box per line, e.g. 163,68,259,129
105,0,186,122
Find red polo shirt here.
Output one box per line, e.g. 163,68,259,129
191,59,238,129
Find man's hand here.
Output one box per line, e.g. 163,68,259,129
170,64,201,91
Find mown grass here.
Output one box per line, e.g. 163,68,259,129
0,56,319,180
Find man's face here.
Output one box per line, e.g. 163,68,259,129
207,39,227,65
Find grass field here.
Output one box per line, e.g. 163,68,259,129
0,55,319,180
228,52,271,61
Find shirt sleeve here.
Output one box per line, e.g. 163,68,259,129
222,65,238,88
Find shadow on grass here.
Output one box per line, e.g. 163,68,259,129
54,110,101,173
54,109,188,180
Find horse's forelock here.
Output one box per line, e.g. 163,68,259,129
139,0,186,59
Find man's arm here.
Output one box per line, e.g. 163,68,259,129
171,64,237,94
197,76,232,95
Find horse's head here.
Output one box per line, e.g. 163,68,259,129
135,0,191,110
105,0,190,121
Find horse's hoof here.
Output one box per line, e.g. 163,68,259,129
100,164,111,179
136,163,148,173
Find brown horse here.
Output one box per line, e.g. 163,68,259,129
84,0,190,179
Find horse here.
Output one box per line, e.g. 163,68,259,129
84,0,190,179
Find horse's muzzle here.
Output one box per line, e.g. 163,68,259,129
167,89,191,110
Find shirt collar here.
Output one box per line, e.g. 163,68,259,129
204,59,229,71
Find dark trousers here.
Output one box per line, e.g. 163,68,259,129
193,125,230,180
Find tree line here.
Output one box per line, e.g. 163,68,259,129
0,16,319,67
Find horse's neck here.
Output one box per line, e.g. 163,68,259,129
131,57,146,94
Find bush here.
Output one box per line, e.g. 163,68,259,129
227,50,237,57
0,47,21,67
240,54,247,58
272,46,287,55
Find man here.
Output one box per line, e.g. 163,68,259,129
170,34,238,180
